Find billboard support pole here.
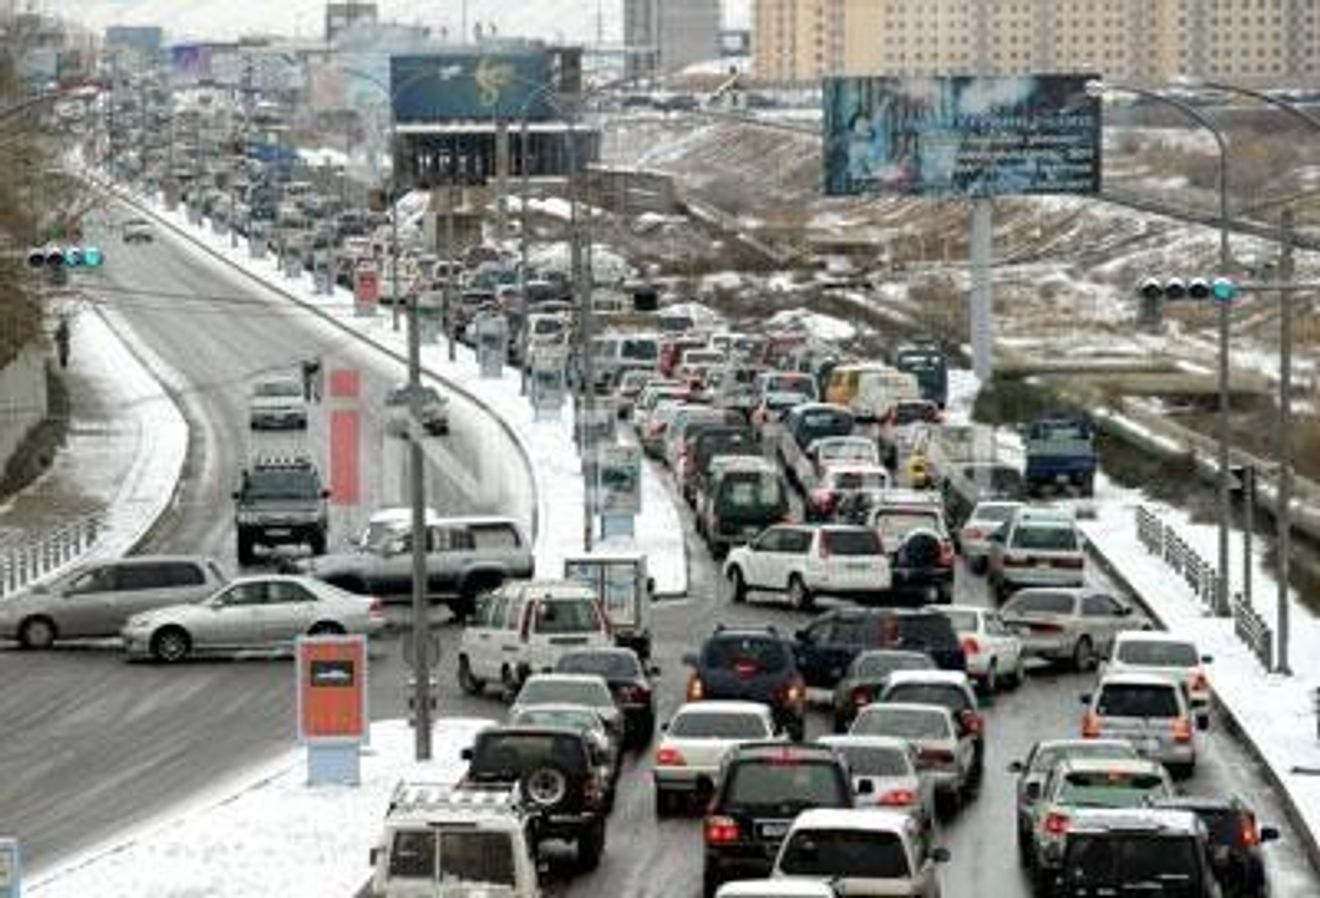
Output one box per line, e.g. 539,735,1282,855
970,0,994,384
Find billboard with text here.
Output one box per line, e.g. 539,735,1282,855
823,74,1101,198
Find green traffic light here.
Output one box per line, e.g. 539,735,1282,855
82,245,102,267
1211,277,1237,303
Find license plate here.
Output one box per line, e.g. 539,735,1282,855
845,562,869,572
1036,559,1052,568
756,819,790,840
265,528,291,537
550,637,588,646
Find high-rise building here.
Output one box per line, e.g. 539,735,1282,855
752,0,1320,86
325,1,378,45
625,0,722,79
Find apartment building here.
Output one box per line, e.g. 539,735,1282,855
753,0,1320,85
625,0,723,78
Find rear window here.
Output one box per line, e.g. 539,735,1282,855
778,828,911,879
517,678,611,708
828,744,910,777
853,707,950,740
1096,684,1182,718
854,652,936,680
533,598,603,635
822,529,882,556
943,610,978,633
831,470,888,491
1008,591,1076,615
1063,834,1202,894
874,511,942,542
470,733,586,778
799,411,853,437
883,682,971,713
1058,770,1170,806
621,339,658,361
1012,524,1078,551
704,636,790,673
557,651,640,679
725,760,848,808
670,711,769,739
1116,641,1200,668
470,523,521,550
387,829,516,886
972,503,1020,523
896,615,960,649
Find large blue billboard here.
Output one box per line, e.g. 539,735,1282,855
389,53,556,123
823,75,1101,198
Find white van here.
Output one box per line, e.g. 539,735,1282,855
457,581,612,698
853,368,921,423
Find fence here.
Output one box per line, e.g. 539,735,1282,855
1134,505,1275,672
0,513,104,598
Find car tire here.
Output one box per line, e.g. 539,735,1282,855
150,626,191,663
308,531,327,556
727,566,747,604
1071,636,1096,672
787,574,814,611
786,716,805,742
17,616,57,650
236,530,257,566
935,787,960,820
970,556,988,576
983,662,998,694
457,655,485,696
576,819,605,872
702,867,722,898
1017,823,1034,867
1005,654,1026,690
654,786,673,818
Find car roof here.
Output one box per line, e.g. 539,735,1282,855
1055,756,1167,775
816,733,913,752
715,880,839,898
884,670,972,688
521,673,609,687
1032,737,1134,755
789,807,915,833
731,742,841,761
1097,671,1185,689
1012,506,1078,524
1149,795,1242,813
940,604,987,617
366,506,444,526
861,702,954,721
970,500,1025,514
674,700,773,717
824,463,888,475
1112,630,1196,647
90,554,218,566
1065,807,1202,836
510,703,606,719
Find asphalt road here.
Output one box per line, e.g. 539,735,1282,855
0,212,1315,897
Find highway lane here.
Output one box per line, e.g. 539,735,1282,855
0,207,496,873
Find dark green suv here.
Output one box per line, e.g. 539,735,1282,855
232,455,329,564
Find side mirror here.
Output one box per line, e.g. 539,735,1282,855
694,775,715,807
682,652,698,668
1201,654,1214,663
930,846,951,864
1260,825,1280,843
460,747,473,761
649,664,662,677
321,489,332,499
1007,760,1025,774
1024,782,1042,801
1079,693,1092,705
369,846,380,867
1196,714,1210,732
855,779,874,795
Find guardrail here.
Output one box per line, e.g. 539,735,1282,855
1135,504,1275,672
0,512,103,598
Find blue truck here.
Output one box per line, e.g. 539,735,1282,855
1022,413,1097,497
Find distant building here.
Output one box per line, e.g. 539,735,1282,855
105,25,164,66
752,0,1320,87
625,0,722,79
325,1,378,44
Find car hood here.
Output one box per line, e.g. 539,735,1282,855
250,395,304,409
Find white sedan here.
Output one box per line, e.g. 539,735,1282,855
121,575,385,662
653,700,783,816
939,604,1025,692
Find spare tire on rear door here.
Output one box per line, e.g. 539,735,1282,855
898,530,942,568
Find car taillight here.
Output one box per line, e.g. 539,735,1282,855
960,710,984,736
939,541,955,567
656,746,685,767
962,527,985,542
879,788,917,807
1004,554,1030,567
1044,812,1070,837
1053,556,1084,569
620,685,649,703
809,490,835,511
1173,716,1193,743
852,686,872,706
776,676,806,708
368,597,384,618
1191,670,1209,693
1239,812,1260,847
961,636,982,656
1082,711,1101,738
705,815,740,844
687,675,705,701
918,747,954,765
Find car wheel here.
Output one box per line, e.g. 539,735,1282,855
1071,636,1096,672
307,531,327,556
787,574,814,611
654,786,673,818
983,661,998,694
17,616,57,650
727,566,746,604
1006,654,1026,690
970,556,988,576
307,621,344,636
935,787,960,820
457,655,485,695
576,819,605,872
523,763,570,808
1017,822,1034,867
151,626,191,663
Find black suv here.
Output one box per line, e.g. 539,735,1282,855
700,741,857,897
1151,796,1279,898
683,626,807,741
1056,808,1222,898
232,454,330,564
460,725,610,871
792,607,966,691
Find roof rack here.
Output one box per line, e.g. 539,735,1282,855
249,453,316,469
387,781,522,816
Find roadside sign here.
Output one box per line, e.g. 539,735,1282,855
354,264,379,317
0,837,20,898
296,634,368,744
530,346,568,418
475,313,509,378
596,443,642,514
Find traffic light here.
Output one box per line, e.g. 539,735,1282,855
25,244,103,270
1137,276,1238,304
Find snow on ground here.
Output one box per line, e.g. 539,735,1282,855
767,307,857,342
27,719,494,896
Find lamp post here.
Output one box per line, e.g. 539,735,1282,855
1096,80,1232,618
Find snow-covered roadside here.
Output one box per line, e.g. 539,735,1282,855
26,718,494,897
94,175,687,595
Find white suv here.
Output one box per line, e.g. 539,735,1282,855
723,524,891,610
771,808,950,897
1102,631,1213,727
368,782,540,897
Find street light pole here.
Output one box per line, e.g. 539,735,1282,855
519,116,530,396
1276,209,1294,674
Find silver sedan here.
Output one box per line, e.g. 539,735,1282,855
999,587,1147,672
121,575,386,662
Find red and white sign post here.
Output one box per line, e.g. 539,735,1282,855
296,634,369,785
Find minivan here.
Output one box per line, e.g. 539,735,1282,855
457,581,612,698
697,457,790,557
0,555,227,648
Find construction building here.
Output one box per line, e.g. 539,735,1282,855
624,0,723,79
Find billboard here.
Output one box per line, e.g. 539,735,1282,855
296,634,368,743
170,43,214,85
390,52,556,123
823,75,1101,198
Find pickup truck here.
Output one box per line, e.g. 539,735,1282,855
776,403,856,489
294,515,533,619
1022,413,1097,497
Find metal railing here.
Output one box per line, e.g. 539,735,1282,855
0,513,103,598
1135,505,1274,672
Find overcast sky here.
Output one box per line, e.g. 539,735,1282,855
47,0,750,43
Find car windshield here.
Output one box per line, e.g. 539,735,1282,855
557,651,640,679
854,652,935,680
821,529,881,556
1063,835,1202,896
512,708,599,732
387,829,516,886
884,683,971,713
1057,771,1170,806
778,828,911,879
1116,641,1200,668
518,678,611,708
704,637,789,673
528,596,599,634
943,610,979,633
725,761,846,809
1007,592,1076,616
1031,743,1136,773
1096,684,1181,718
853,707,950,740
799,411,852,439
253,380,301,398
243,469,320,499
669,711,769,739
828,744,911,777
1013,525,1079,551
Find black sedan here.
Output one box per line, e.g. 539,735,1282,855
830,648,937,733
554,647,658,749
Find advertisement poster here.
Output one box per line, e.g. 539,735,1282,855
390,52,555,122
353,264,379,317
296,635,367,743
596,444,641,514
823,74,1101,198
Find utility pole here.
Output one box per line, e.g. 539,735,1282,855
969,0,994,383
1275,208,1294,674
519,116,530,395
445,162,457,362
570,110,596,552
